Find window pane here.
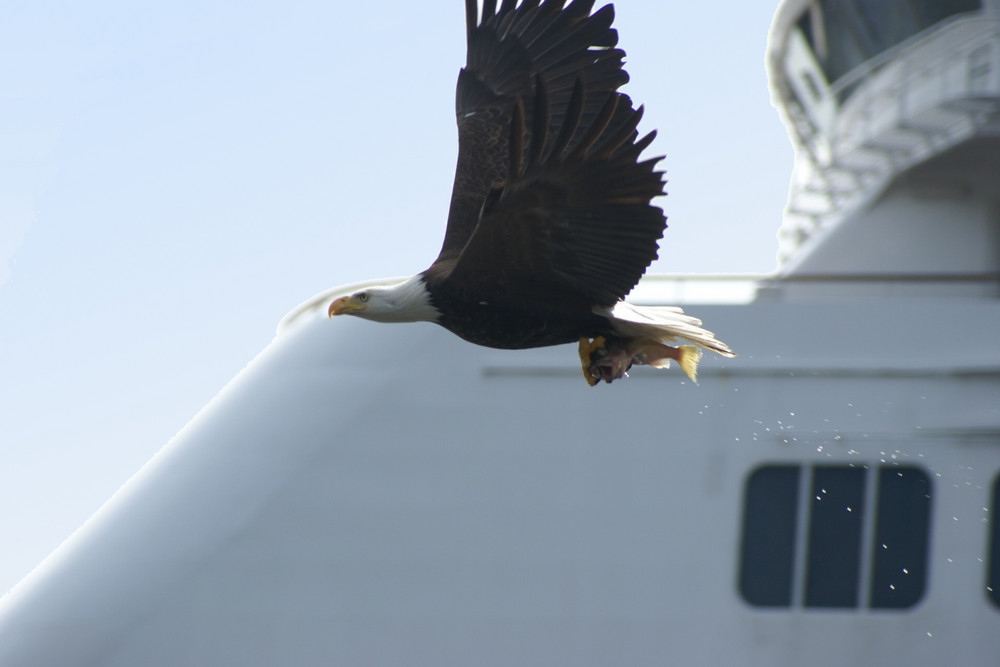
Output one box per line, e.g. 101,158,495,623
870,466,932,609
804,466,866,608
739,466,801,607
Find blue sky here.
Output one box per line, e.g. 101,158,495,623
0,1,791,593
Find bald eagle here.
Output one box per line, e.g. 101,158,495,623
329,0,733,385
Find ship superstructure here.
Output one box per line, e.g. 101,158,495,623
768,0,999,284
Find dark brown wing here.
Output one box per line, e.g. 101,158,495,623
434,0,629,266
442,77,666,308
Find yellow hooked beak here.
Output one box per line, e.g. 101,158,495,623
328,295,366,317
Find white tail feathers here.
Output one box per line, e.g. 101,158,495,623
597,301,735,359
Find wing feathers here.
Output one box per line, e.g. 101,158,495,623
508,96,525,185
446,76,666,306
594,103,643,158
465,0,480,44
571,91,618,158
527,76,549,169
438,1,630,264
548,77,584,159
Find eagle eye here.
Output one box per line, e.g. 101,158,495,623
358,292,369,303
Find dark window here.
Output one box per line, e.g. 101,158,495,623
805,466,867,607
739,466,800,607
739,463,931,610
989,474,1000,608
870,467,931,608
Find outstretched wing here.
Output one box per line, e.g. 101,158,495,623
444,77,666,307
435,0,630,265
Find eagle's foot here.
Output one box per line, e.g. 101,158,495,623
579,337,604,386
579,336,632,386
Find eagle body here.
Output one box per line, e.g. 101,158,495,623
328,0,734,385
423,271,610,350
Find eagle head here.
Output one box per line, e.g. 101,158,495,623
327,276,439,324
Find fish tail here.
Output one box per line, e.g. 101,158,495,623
676,345,702,382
